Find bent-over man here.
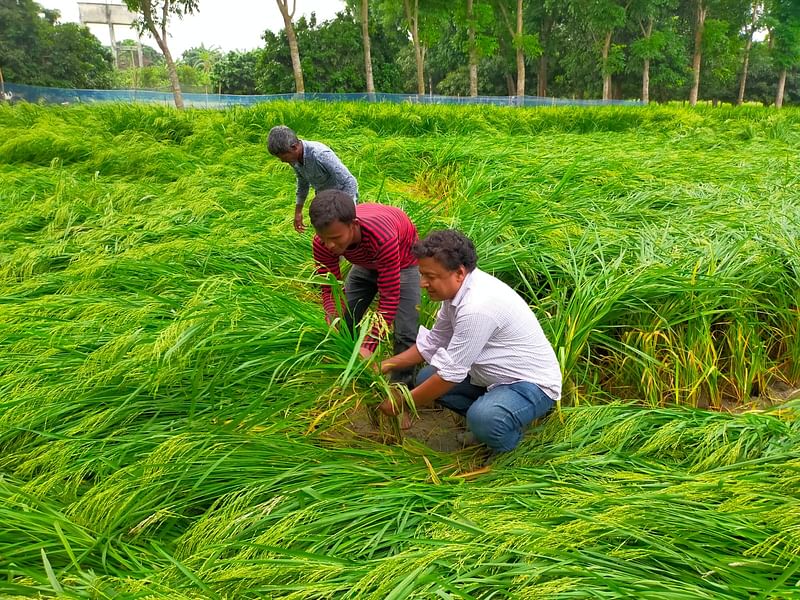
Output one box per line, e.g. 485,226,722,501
310,189,419,384
268,125,358,233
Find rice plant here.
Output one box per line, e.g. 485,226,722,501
0,101,798,597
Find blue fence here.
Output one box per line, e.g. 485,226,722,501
4,82,643,108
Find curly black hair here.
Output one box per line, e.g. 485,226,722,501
412,229,478,271
308,189,357,229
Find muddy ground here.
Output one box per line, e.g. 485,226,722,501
324,381,800,457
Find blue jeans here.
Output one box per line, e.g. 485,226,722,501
417,365,555,452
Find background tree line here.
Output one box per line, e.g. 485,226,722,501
2,0,798,106
1,0,114,89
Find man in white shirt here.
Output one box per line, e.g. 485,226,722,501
379,229,562,453
268,125,359,233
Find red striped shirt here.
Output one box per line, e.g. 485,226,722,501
313,203,418,350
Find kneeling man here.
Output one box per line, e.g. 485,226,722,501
379,229,562,453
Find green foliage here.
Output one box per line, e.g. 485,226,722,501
2,0,796,103
699,18,745,101
639,24,691,101
770,0,800,69
43,23,114,89
110,62,208,91
114,38,164,68
256,10,406,94
744,40,799,105
0,0,113,88
212,50,261,95
180,44,222,68
123,0,199,38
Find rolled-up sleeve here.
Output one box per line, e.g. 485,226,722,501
429,309,497,383
312,239,343,318
416,306,453,362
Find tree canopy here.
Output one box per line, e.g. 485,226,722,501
254,0,796,104
0,0,113,89
2,0,797,104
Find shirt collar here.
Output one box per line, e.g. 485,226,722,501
451,268,478,307
292,142,310,167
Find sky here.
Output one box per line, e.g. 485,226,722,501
37,0,347,57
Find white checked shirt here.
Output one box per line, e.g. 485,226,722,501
416,268,562,400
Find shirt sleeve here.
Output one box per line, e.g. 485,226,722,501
318,150,358,202
416,306,453,362
312,239,343,319
428,308,498,384
295,170,310,208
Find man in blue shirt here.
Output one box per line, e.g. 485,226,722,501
268,125,359,233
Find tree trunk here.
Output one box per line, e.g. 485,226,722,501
776,67,787,108
537,55,547,97
140,0,183,109
402,0,425,95
515,0,525,98
689,2,707,107
737,1,758,105
467,0,478,97
498,0,525,98
506,73,515,96
601,30,613,100
276,0,304,94
641,17,653,104
361,0,375,95
537,16,552,97
158,43,183,107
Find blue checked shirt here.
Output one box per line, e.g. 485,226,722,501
291,141,358,207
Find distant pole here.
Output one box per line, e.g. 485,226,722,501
129,47,137,91
107,6,119,68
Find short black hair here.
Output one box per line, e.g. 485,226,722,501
309,189,357,230
268,125,299,155
413,229,478,272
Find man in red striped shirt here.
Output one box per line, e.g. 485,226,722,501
309,190,420,384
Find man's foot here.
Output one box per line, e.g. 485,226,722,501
456,430,479,447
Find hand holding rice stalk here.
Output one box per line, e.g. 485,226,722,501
378,385,416,430
327,305,416,434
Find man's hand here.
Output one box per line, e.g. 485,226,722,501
359,346,373,361
378,388,413,429
378,388,404,417
293,210,306,233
